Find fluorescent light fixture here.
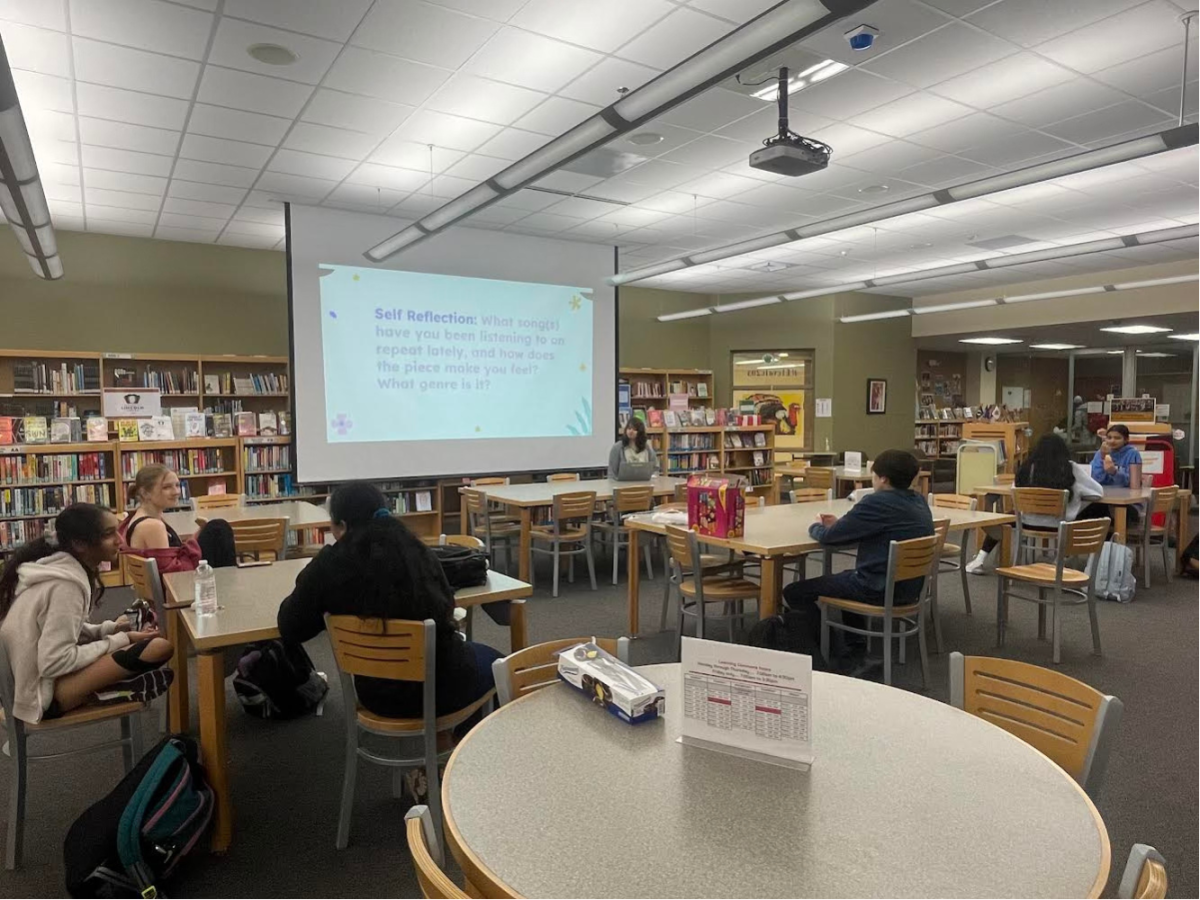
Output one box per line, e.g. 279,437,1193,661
1132,224,1198,244
839,309,912,323
735,358,767,365
1005,286,1107,303
492,117,615,191
1111,274,1200,289
959,337,1023,345
1030,343,1084,350
988,237,1126,268
1168,333,1200,341
712,296,782,312
783,283,864,300
1099,324,1173,335
911,299,998,314
1106,350,1126,354
363,225,424,262
657,307,714,321
1136,352,1175,358
691,233,791,264
796,194,940,239
751,59,848,101
418,183,498,231
872,262,979,286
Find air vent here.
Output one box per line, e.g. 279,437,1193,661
967,234,1037,251
746,260,793,272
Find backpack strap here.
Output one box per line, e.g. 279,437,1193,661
117,739,186,897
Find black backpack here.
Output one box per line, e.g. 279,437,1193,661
233,640,329,719
428,544,489,589
747,609,833,671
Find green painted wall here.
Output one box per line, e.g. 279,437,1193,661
617,286,712,370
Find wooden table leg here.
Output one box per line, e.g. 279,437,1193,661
197,650,232,853
517,508,531,582
627,528,641,637
760,557,783,619
167,608,189,735
510,599,528,652
1112,506,1128,544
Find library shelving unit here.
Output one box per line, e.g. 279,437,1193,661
621,368,714,412
0,350,103,421
914,419,966,459
118,438,241,511
962,421,1030,475
652,424,775,485
239,434,325,504
0,440,123,586
103,352,201,398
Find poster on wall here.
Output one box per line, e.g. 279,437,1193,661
733,390,806,449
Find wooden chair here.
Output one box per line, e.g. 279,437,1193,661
1118,844,1168,899
929,493,977,617
529,491,598,597
800,467,835,491
788,487,833,503
673,483,689,502
1127,486,1178,587
745,482,778,507
819,531,942,687
592,485,656,585
324,615,494,852
665,526,760,652
207,516,288,562
123,553,173,726
191,493,244,511
1011,488,1069,565
462,489,519,574
0,641,146,869
492,636,631,705
470,477,520,527
996,516,1110,664
547,472,580,482
405,805,468,899
949,652,1123,798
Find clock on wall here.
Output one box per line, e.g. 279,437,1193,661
984,356,995,372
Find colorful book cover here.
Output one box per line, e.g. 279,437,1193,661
0,418,13,445
632,408,647,425
235,411,257,436
117,419,140,442
257,411,278,436
705,408,716,426
663,410,679,429
137,419,157,442
715,408,727,427
151,416,175,440
207,482,226,495
50,417,72,443
213,413,233,438
86,417,108,442
23,416,48,444
184,411,206,438
647,408,664,428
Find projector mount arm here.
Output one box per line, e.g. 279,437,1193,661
735,67,832,155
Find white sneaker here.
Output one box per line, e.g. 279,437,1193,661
965,550,990,575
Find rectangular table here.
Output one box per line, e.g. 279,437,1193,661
776,464,932,497
462,475,682,581
163,560,532,852
163,499,332,538
623,499,1016,636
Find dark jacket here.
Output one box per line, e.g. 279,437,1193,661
277,541,478,717
808,489,934,599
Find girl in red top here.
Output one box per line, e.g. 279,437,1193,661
118,463,236,573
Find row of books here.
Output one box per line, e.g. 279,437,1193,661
633,408,761,429
667,453,719,473
670,381,708,398
243,444,291,472
287,526,329,550
389,491,434,513
627,381,665,399
724,432,770,448
725,450,770,467
747,468,772,487
245,473,314,500
915,440,939,456
108,410,290,442
668,434,715,450
210,372,289,395
0,518,47,552
0,452,111,485
0,416,107,445
110,367,199,394
0,483,115,518
0,399,95,419
120,449,227,478
13,361,100,394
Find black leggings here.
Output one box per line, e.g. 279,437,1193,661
980,504,1133,554
111,637,168,674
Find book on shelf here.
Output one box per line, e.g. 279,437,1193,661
753,451,765,467
278,411,291,436
415,491,432,512
184,411,206,438
213,413,232,438
754,431,767,447
12,361,100,394
117,419,140,442
207,482,226,495
707,457,720,470
137,420,156,442
705,408,716,426
112,367,136,388
688,409,705,426
686,383,697,397
235,412,257,436
86,417,108,441
0,418,13,445
23,417,48,444
697,383,708,399
151,416,174,440
632,409,647,425
49,417,77,443
647,408,663,428
663,410,679,429
258,411,278,435
716,408,727,427
203,374,221,394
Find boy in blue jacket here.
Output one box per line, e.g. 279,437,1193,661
782,450,933,641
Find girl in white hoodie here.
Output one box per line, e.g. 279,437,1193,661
0,504,174,723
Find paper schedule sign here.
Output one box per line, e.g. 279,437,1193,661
679,637,813,770
844,450,863,473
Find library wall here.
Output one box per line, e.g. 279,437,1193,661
617,286,713,369
916,350,967,409
996,354,1069,439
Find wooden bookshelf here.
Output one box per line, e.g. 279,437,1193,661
962,422,1029,474
117,438,240,511
652,424,775,484
914,418,966,459
621,368,714,412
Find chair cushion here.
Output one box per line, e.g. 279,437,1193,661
530,523,589,541
818,596,921,616
679,577,761,599
7,700,146,732
994,563,1089,585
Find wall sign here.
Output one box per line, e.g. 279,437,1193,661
102,388,162,418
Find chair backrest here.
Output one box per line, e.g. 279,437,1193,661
994,473,1016,485
492,636,630,705
471,477,508,487
1012,487,1069,518
664,525,696,569
553,490,597,522
227,517,289,561
745,483,778,506
931,517,950,553
325,615,431,683
790,487,833,503
1119,844,1168,899
461,488,488,518
930,493,978,512
422,533,484,550
886,533,941,589
949,652,1123,796
547,472,580,482
123,553,166,626
192,493,244,511
612,484,654,514
1149,486,1178,517
1061,517,1111,557
673,483,689,502
802,467,835,490
405,805,467,899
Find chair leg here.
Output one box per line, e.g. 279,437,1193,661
584,533,598,591
612,530,620,586
426,749,444,868
551,543,561,598
819,603,830,665
335,727,359,850
1087,588,1103,657
1143,531,1151,587
929,577,943,655
959,542,972,615
1163,537,1172,583
1036,588,1047,640
898,615,907,665
120,715,135,773
995,577,1006,647
916,608,930,690
882,614,893,686
568,547,575,584
1051,588,1063,665
5,732,26,870
643,541,654,580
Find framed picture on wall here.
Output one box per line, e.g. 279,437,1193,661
867,379,887,415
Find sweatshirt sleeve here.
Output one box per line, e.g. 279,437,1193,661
1073,463,1105,502
647,442,658,471
277,550,331,644
1090,450,1111,485
608,443,621,479
807,499,886,546
78,620,121,642
38,585,130,679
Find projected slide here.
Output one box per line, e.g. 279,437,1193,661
319,265,594,444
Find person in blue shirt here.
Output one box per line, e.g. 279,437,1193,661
1090,423,1143,488
781,450,934,650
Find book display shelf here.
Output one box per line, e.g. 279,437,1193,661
620,368,714,413
653,424,775,484
962,422,1030,475
914,419,966,459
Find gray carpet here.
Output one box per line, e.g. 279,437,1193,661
2,535,1196,898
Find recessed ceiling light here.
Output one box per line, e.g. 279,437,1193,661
1136,352,1175,358
247,43,298,65
859,184,890,194
1169,332,1200,341
1030,343,1084,350
750,59,848,101
960,337,1023,345
1099,324,1173,335
627,132,664,146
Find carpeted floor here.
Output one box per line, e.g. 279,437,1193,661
2,535,1196,898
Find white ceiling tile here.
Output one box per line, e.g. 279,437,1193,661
173,157,261,187
162,196,237,219
231,204,284,224
906,112,1021,153
196,66,313,118
345,161,431,191
1,21,69,77
69,0,211,59
1035,3,1184,73
187,103,291,145
514,96,600,135
927,52,1076,109
30,137,79,165
324,47,451,105
391,192,446,215
426,74,547,125
324,181,409,210
798,0,953,66
862,23,1016,89
856,93,974,138
508,211,585,233
24,108,77,142
156,226,219,243
789,69,915,121
255,171,337,199
84,186,162,210
72,37,200,99
282,122,378,159
716,106,831,144
83,205,159,225
464,27,603,92
389,110,500,151
511,0,673,53
10,69,73,113
369,138,464,170
806,122,892,157
302,89,413,137
167,179,247,204
84,167,166,196
469,205,531,225
85,217,154,236
992,79,1128,128
542,195,622,219
656,134,748,168
786,193,864,217
41,162,79,187
351,0,498,67
443,153,508,181
1093,45,1199,98
531,169,603,191
672,170,763,199
75,82,189,130
81,144,173,177
1042,100,1171,145
268,148,356,180
729,182,815,212
422,0,525,19
659,87,766,131
685,0,779,20
425,172,478,198
207,17,341,84
838,140,943,175
637,190,716,214
616,6,731,69
494,189,574,211
920,0,994,13
608,123,706,158
966,0,1144,47
79,116,180,155
0,0,67,29
179,132,272,168
157,212,225,231
560,57,660,106
898,154,995,187
474,128,548,160
621,158,709,189
222,0,374,41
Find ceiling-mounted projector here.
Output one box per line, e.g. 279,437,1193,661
745,66,831,177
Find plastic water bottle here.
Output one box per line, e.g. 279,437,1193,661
194,560,218,617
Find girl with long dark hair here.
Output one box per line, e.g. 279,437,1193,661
608,417,658,480
0,504,173,722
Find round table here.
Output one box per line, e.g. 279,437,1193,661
443,664,1109,898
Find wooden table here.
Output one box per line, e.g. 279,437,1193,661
163,499,331,538
163,560,532,852
461,476,682,581
623,499,1015,636
443,663,1109,898
974,483,1190,556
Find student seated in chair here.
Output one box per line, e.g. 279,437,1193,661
1090,423,1142,489
608,417,658,481
119,463,236,573
781,450,933,649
